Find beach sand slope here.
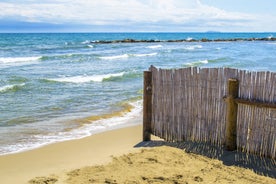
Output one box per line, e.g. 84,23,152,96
30,146,276,184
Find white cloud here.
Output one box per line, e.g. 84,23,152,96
0,0,273,31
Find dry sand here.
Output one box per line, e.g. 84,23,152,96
0,124,275,184
64,146,275,184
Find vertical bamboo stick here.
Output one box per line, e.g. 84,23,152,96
225,78,239,151
143,71,152,141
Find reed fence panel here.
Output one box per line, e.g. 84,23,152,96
148,66,276,158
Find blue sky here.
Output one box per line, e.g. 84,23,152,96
0,0,275,32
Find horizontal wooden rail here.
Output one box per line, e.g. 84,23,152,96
234,98,276,109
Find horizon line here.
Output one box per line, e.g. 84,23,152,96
0,31,276,34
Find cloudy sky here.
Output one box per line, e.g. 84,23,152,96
0,0,275,32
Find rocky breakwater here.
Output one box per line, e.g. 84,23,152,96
91,37,276,44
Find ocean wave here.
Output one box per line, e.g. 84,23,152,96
185,59,208,67
99,54,129,60
0,83,25,93
208,57,230,63
78,100,141,124
132,53,157,57
184,45,203,50
268,35,274,39
104,71,142,82
146,45,163,49
40,52,95,61
182,57,231,67
81,40,94,48
47,72,125,83
40,54,75,61
0,56,41,64
99,52,157,60
81,40,90,44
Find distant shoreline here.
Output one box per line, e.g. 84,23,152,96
91,37,276,44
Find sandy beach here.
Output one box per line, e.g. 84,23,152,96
0,124,275,184
0,125,143,184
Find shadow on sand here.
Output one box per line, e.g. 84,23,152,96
135,140,276,179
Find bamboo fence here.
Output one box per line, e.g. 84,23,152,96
145,66,276,159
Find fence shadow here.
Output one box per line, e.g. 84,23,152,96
134,140,276,179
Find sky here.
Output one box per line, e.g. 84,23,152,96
0,0,276,33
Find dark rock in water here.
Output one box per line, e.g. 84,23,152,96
122,39,136,43
201,38,211,42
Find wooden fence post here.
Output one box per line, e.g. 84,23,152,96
225,78,239,151
143,71,152,141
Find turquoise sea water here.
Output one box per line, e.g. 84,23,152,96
1,32,276,155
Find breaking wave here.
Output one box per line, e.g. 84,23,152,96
99,52,157,60
132,53,157,57
183,57,232,67
0,83,25,93
184,45,203,50
99,54,129,60
46,72,125,83
146,45,163,49
185,59,208,66
0,56,42,64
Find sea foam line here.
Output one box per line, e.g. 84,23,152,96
81,40,90,44
99,52,157,60
132,53,157,57
0,56,42,63
99,54,129,60
184,45,203,50
147,45,163,49
186,59,208,66
47,72,125,83
0,83,25,93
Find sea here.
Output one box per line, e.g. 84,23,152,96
1,32,276,155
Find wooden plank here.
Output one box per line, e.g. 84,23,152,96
143,71,152,141
225,78,239,151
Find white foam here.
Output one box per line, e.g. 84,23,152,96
268,35,274,39
184,45,203,50
0,85,15,92
48,72,125,83
0,56,41,63
201,59,208,64
71,100,142,137
186,59,208,66
186,37,193,41
0,83,25,93
81,40,90,44
99,54,129,60
87,45,94,48
133,53,157,57
147,45,163,49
